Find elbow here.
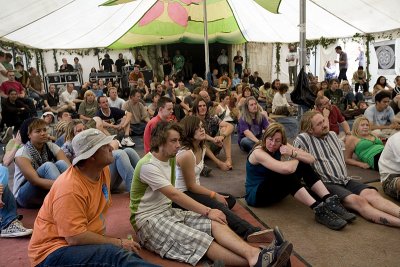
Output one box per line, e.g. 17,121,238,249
65,236,81,246
282,165,296,175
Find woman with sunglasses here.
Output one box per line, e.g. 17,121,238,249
245,123,356,230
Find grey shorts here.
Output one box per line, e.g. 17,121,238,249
137,208,213,266
382,174,400,200
324,180,377,200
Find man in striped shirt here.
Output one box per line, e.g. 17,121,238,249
293,111,400,228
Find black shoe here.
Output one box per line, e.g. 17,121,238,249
273,226,285,246
255,240,293,267
314,202,347,230
325,195,357,222
201,165,212,177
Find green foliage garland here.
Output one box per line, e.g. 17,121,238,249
275,42,281,77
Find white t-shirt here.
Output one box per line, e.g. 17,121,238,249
175,149,205,192
131,153,175,229
379,132,400,182
60,90,78,105
272,92,289,112
286,52,298,67
364,105,395,126
13,142,60,198
108,97,125,109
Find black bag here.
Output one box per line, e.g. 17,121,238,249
290,67,316,108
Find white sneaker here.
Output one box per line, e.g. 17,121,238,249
120,137,135,147
0,220,33,238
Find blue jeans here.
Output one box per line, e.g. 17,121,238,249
239,137,256,153
16,160,69,208
0,166,18,230
37,244,159,267
110,148,140,192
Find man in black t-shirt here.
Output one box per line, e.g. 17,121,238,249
233,50,244,78
134,55,147,69
93,96,135,147
43,84,72,113
115,53,127,73
59,58,74,72
101,54,114,72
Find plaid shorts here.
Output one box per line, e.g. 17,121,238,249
382,174,400,200
137,208,213,266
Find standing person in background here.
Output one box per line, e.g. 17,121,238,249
233,50,244,78
59,58,74,73
134,55,147,70
334,46,348,82
355,46,365,67
115,53,127,74
286,44,298,86
73,57,83,76
101,54,114,72
217,49,228,75
173,50,185,81
161,51,172,77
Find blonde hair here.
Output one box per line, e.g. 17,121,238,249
351,116,370,137
84,90,95,101
65,119,84,142
300,110,320,133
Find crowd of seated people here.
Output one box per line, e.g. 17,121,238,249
3,51,400,267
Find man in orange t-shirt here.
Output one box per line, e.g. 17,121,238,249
28,129,158,267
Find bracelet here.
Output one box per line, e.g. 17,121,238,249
15,144,21,149
293,150,298,158
210,191,216,199
118,238,123,248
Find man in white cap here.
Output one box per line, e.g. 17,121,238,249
28,128,158,267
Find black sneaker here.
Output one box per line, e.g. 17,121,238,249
325,195,357,222
201,165,212,177
255,240,293,267
313,202,347,230
273,226,285,246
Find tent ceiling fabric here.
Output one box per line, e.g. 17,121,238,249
0,0,399,49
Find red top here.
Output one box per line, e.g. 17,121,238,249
143,115,163,153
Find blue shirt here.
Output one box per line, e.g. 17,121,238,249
245,150,281,206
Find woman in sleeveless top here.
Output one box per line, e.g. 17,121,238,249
215,92,234,123
174,115,274,242
344,116,384,171
246,123,355,230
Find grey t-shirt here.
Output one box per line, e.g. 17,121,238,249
13,142,60,198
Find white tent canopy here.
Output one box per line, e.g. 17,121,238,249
1,0,399,49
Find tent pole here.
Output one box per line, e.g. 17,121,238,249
203,0,210,78
299,0,306,70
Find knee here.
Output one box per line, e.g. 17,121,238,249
112,149,123,160
344,194,369,211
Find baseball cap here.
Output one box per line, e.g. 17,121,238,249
72,128,115,166
41,112,55,120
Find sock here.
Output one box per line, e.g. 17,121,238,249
322,194,333,201
310,201,320,209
